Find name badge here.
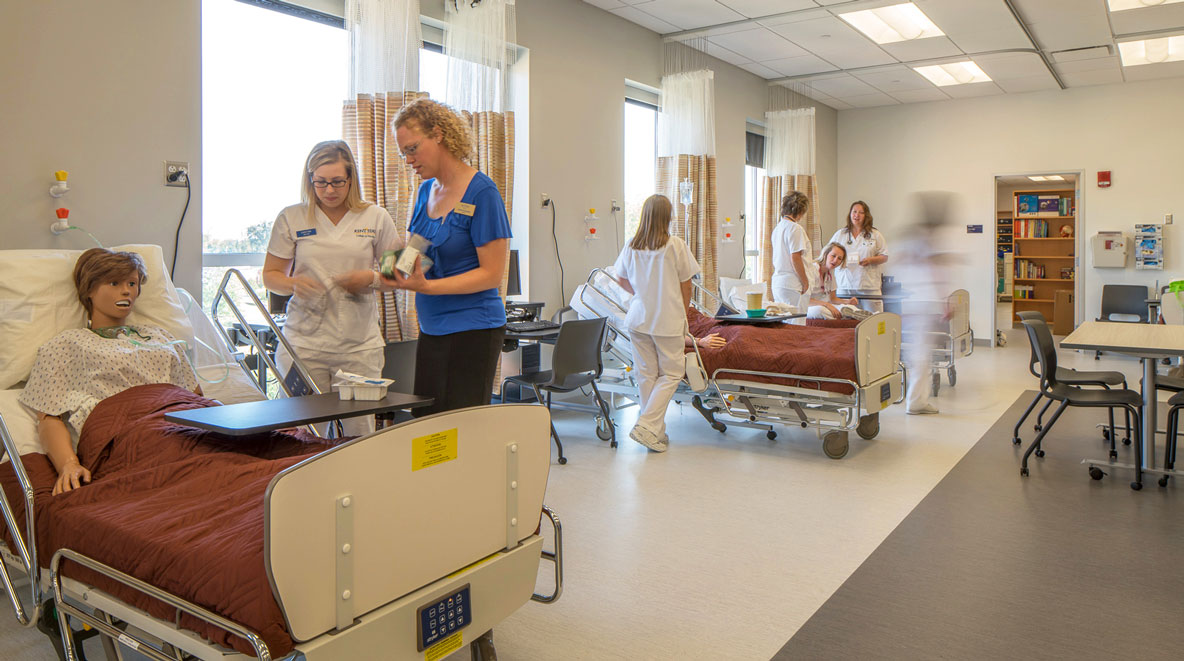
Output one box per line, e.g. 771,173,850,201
454,202,476,216
296,229,317,238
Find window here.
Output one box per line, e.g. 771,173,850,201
201,0,348,318
623,98,658,243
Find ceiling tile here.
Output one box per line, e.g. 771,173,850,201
1122,59,1184,81
609,6,680,33
889,88,951,103
994,74,1060,93
738,61,782,78
708,27,807,61
1052,46,1112,63
821,97,853,109
1109,4,1184,35
761,53,838,77
583,0,626,10
804,73,880,97
878,36,964,62
757,7,831,27
974,51,1049,79
705,42,753,67
1059,67,1124,87
839,92,901,108
852,65,935,92
717,0,819,19
915,0,1032,52
628,0,746,31
769,16,897,68
1053,55,1122,74
940,81,1004,98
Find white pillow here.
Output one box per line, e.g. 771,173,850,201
0,390,42,462
0,244,194,390
197,364,267,406
718,277,767,312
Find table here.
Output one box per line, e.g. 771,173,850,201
165,391,433,436
714,312,803,324
1061,321,1184,477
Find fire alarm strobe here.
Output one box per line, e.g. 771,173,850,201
1098,171,1111,188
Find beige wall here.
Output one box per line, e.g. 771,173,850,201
838,77,1184,337
0,0,202,294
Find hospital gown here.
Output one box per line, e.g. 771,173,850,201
18,326,197,439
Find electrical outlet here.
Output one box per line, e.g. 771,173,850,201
164,161,189,187
1166,213,1174,225
540,193,551,208
610,199,622,212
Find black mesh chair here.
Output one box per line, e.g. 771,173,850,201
1019,318,1144,489
504,317,614,465
1012,311,1131,454
1094,284,1149,359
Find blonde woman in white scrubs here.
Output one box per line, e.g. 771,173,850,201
829,200,889,312
770,191,814,323
263,140,401,435
613,194,700,453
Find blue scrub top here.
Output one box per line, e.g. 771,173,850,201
408,171,512,336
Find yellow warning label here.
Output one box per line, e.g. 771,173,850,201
454,202,476,216
413,428,458,472
425,631,463,661
877,321,885,335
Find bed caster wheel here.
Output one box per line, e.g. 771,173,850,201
1158,476,1170,487
1011,436,1022,445
557,456,567,465
947,366,956,387
1130,481,1143,491
1020,467,1029,477
1089,466,1105,480
766,431,777,440
1122,437,1131,446
823,431,849,460
712,422,726,433
857,413,880,440
595,417,613,441
1034,449,1045,458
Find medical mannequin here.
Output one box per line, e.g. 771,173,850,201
612,194,701,453
807,242,861,320
770,191,814,324
385,99,511,416
263,140,400,436
829,201,889,312
19,249,200,495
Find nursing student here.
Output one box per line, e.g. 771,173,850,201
770,191,814,323
612,194,700,453
262,140,400,435
829,201,889,312
806,242,861,320
386,98,511,416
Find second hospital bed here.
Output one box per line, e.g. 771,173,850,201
570,269,905,459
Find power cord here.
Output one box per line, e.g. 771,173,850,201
168,170,191,279
549,200,565,302
737,212,748,278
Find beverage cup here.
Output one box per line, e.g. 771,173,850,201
746,291,764,310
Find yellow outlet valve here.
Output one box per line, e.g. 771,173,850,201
589,208,596,214
55,170,68,182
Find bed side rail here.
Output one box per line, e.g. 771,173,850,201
854,312,903,386
50,548,272,661
531,505,563,604
0,413,40,628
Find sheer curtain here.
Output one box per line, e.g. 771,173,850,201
657,39,718,304
758,97,820,295
343,0,423,341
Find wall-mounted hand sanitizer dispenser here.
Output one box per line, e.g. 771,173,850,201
1091,231,1127,268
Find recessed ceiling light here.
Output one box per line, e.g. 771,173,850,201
912,61,992,86
1118,35,1184,66
1047,175,1065,181
838,3,944,44
1029,176,1048,181
1108,0,1184,12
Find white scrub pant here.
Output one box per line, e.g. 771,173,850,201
771,275,809,326
630,331,685,439
839,288,884,313
275,343,385,437
904,309,942,411
806,305,837,320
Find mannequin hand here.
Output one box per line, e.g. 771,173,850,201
53,460,91,496
291,276,326,301
384,257,431,293
698,333,727,349
334,270,375,295
847,297,859,307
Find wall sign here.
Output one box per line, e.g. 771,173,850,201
966,224,983,234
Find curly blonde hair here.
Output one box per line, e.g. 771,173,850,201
392,98,475,164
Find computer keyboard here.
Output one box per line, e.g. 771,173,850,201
506,319,561,333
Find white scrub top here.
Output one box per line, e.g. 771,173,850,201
267,203,400,353
829,227,888,292
612,236,700,337
809,263,837,300
771,218,815,294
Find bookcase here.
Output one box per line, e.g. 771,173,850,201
996,211,1012,302
1011,189,1075,329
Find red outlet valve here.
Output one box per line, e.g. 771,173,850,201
56,208,69,219
589,227,596,234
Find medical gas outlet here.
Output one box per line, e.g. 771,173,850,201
50,170,70,197
52,208,71,235
584,208,599,241
722,216,736,243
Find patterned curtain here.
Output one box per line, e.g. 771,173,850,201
657,155,718,304
461,109,515,294
759,174,819,298
343,91,428,341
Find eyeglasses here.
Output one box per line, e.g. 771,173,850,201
400,140,423,159
312,179,349,189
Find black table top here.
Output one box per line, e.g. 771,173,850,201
715,312,804,324
505,328,561,340
165,391,433,436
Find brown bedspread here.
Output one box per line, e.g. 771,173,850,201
689,310,857,394
0,384,339,657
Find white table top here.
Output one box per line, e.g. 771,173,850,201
1061,321,1184,357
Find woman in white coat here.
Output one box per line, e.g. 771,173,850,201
770,191,813,323
829,201,889,312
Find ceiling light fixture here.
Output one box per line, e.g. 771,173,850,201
1029,176,1048,181
912,61,992,86
1108,0,1183,12
1118,35,1184,66
838,2,943,44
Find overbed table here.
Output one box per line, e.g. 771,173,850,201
1061,321,1184,479
165,392,433,436
714,312,804,324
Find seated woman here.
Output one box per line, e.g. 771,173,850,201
17,248,203,495
806,242,862,321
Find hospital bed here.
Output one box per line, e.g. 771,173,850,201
570,269,905,459
902,289,974,396
0,245,562,661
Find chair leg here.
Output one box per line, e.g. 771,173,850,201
1034,397,1053,432
1126,405,1143,490
1022,400,1067,476
589,381,617,449
533,384,566,465
1166,406,1179,471
1013,392,1043,445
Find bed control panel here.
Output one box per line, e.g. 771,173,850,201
417,584,472,651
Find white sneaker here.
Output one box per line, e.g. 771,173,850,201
907,404,940,415
841,307,873,321
629,425,668,452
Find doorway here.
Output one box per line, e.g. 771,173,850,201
993,172,1083,344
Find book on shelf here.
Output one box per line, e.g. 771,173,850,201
1017,195,1038,214
1059,267,1073,279
1038,196,1060,213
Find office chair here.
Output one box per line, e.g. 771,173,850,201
1012,311,1131,453
1161,391,1184,487
1094,284,1149,359
1019,318,1144,490
504,317,614,465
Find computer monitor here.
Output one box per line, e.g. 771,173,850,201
507,249,521,297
